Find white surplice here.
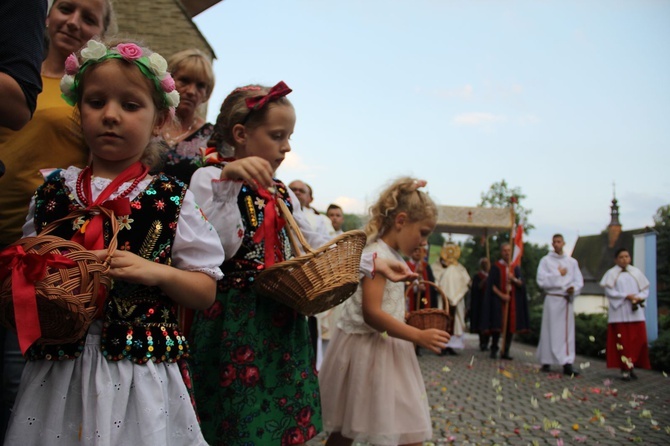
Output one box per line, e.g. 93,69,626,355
535,251,584,366
600,265,649,323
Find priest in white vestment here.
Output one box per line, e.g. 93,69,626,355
435,243,471,354
600,247,651,381
536,234,583,376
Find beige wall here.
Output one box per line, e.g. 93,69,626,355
112,0,216,61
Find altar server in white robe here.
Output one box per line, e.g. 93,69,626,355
600,248,651,381
536,234,584,376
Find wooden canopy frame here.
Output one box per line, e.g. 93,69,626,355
434,205,515,258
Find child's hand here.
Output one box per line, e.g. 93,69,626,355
92,250,165,287
375,258,418,283
220,156,274,189
91,250,216,310
416,328,450,354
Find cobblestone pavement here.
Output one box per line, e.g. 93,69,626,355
309,334,670,445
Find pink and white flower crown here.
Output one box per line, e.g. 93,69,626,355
60,39,180,113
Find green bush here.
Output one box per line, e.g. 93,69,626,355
518,308,670,372
517,308,608,357
574,313,608,358
650,314,670,372
650,330,670,373
515,305,542,345
658,312,670,331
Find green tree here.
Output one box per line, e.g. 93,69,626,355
480,179,535,231
654,204,670,308
342,213,363,231
461,180,547,302
428,232,445,247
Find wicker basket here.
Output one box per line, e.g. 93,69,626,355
405,280,453,333
0,206,117,348
254,198,367,316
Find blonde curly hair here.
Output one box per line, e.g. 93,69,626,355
364,177,437,243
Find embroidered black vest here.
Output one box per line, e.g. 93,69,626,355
27,172,189,364
218,178,294,291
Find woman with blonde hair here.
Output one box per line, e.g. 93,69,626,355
161,48,216,183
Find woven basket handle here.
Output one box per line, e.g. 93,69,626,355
405,280,450,316
36,205,119,264
275,197,316,257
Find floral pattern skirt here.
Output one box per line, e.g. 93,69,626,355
189,287,321,445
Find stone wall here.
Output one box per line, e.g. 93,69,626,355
111,0,216,61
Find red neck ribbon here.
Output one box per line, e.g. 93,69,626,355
72,161,148,250
252,186,286,267
0,246,76,353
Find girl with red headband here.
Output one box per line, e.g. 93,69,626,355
188,82,418,445
3,39,225,445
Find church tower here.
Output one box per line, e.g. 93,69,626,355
607,192,622,248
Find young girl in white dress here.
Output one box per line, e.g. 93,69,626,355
319,177,450,446
3,39,224,446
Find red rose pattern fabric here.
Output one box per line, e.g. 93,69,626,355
189,287,321,445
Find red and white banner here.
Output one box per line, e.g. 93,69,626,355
510,224,523,268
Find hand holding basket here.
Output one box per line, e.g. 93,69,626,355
254,198,367,316
405,280,454,334
0,206,118,353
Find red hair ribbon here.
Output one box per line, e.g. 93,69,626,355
252,186,286,267
198,146,227,167
245,81,292,112
0,245,76,354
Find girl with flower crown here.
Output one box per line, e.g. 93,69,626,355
0,2,115,436
3,39,224,446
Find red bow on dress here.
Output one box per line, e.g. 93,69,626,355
72,162,148,250
245,81,292,112
0,246,76,353
252,186,287,267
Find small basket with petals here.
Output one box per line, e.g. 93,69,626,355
0,206,117,350
405,280,453,333
254,198,367,316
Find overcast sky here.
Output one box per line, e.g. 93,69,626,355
194,0,670,252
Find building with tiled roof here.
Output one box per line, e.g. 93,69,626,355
573,197,648,296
